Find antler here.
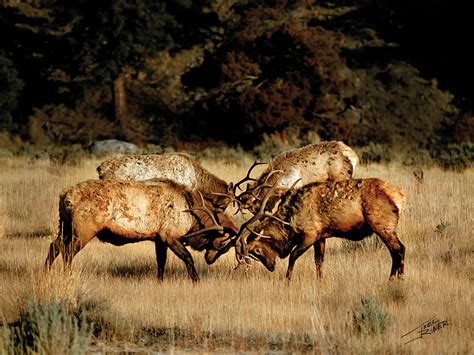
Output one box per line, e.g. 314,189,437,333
233,161,266,194
209,191,243,209
234,173,283,263
249,168,284,197
235,177,302,265
181,191,225,238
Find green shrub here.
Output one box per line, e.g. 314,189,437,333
0,55,24,131
431,142,474,170
3,299,91,355
357,143,393,164
352,297,392,335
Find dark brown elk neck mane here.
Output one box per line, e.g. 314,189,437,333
275,185,310,222
261,220,292,255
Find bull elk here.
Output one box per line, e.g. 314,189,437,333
45,179,237,282
97,153,234,210
235,178,406,281
236,141,359,213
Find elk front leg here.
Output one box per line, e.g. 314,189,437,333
45,238,61,270
286,243,312,281
313,239,326,278
155,240,168,281
62,223,95,270
168,240,199,283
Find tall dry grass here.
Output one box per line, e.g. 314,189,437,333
0,155,472,352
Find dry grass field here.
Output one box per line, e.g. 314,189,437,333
0,154,472,353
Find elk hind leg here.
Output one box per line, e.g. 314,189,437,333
365,197,405,279
313,239,326,278
372,226,405,279
155,240,168,281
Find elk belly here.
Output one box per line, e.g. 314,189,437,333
327,200,365,233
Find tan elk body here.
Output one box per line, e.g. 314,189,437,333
97,153,233,209
45,179,237,282
238,178,406,280
238,141,358,211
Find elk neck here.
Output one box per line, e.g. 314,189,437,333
260,217,296,257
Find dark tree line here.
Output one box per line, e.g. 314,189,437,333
0,0,218,134
0,0,472,158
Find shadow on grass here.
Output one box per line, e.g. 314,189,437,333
90,326,328,353
0,260,28,276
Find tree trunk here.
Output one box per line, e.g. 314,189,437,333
113,73,127,124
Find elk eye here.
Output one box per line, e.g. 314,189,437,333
254,248,262,255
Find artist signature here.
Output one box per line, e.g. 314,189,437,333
401,316,450,344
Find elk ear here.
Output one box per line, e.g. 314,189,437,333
227,183,234,194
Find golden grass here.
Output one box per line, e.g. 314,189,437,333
0,156,473,352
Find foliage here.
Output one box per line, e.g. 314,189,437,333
3,299,91,355
0,0,472,160
1,1,219,135
431,142,474,170
0,4,53,125
186,4,349,147
0,55,24,130
50,1,187,84
352,298,392,335
357,143,393,164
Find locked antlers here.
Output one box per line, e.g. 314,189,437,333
234,174,301,266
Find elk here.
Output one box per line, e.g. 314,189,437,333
45,179,238,282
97,153,234,210
235,178,406,281
235,141,359,213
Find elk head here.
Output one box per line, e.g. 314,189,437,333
204,232,236,264
183,191,238,263
237,227,279,271
234,176,300,267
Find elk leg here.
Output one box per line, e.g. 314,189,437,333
154,240,168,281
313,239,326,278
45,238,61,270
168,240,199,283
286,243,312,281
63,224,95,270
373,228,405,279
55,218,73,270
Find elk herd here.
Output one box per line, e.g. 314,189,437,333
45,141,406,283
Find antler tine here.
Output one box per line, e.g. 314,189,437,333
233,161,266,194
234,173,285,264
262,167,284,186
287,177,302,193
243,225,272,239
263,214,291,226
245,165,284,197
183,191,219,225
259,177,302,225
182,191,224,239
